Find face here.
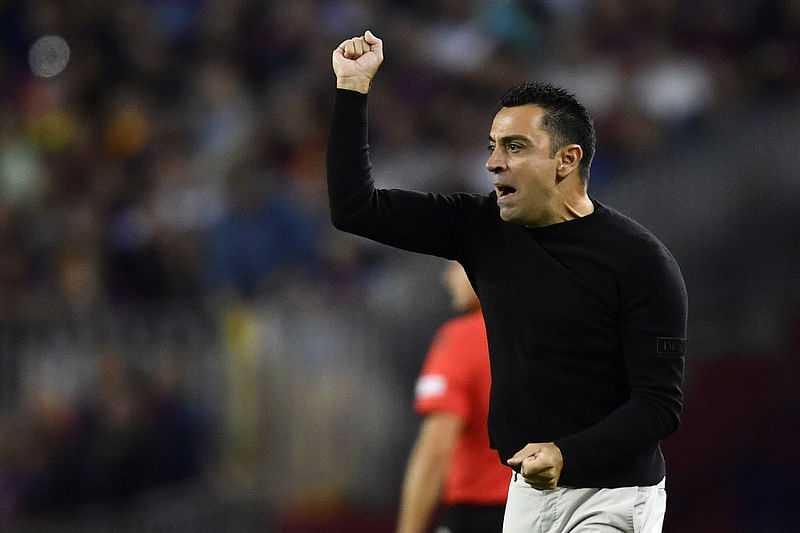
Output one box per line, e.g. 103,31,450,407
443,262,479,313
487,105,561,226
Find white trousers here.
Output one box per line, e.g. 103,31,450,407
502,474,666,533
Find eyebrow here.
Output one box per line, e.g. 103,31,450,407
489,134,532,145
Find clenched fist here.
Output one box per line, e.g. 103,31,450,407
332,30,384,94
507,442,564,490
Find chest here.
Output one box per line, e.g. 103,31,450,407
470,228,621,346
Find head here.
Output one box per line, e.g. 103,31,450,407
442,262,479,313
487,82,596,226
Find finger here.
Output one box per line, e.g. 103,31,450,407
521,455,547,475
340,39,352,58
354,37,367,57
522,474,551,490
333,39,348,59
350,38,363,58
521,465,554,484
359,36,371,55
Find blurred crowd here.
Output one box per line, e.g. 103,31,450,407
1,0,798,315
0,0,798,531
0,346,209,527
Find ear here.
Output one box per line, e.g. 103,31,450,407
556,144,583,179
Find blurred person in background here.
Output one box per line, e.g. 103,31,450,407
398,261,509,533
206,156,321,300
328,31,687,533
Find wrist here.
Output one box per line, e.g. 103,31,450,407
336,77,371,94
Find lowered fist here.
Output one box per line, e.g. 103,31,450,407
507,442,564,490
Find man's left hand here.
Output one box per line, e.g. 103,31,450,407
507,442,564,489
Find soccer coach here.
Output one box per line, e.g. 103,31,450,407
327,31,688,533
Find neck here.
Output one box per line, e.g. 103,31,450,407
564,194,594,218
556,175,594,220
526,191,594,228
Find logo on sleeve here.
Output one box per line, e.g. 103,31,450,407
415,375,448,398
657,337,686,355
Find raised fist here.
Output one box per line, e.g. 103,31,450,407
332,30,383,94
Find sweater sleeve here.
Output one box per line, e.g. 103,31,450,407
326,89,477,260
554,242,688,484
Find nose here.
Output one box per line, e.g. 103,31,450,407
486,147,505,173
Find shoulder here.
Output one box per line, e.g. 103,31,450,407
594,203,687,308
594,202,661,245
594,202,679,268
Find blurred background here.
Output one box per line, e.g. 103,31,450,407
0,0,798,531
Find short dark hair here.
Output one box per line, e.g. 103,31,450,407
500,82,595,181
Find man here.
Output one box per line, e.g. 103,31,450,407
328,31,687,533
398,262,509,533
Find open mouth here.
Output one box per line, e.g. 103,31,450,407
496,185,517,198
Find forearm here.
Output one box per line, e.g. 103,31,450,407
326,89,373,231
397,444,448,533
397,414,461,533
554,386,682,480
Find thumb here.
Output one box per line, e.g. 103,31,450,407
364,30,380,45
507,451,533,466
507,443,541,466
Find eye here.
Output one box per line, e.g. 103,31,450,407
507,143,521,152
487,144,496,153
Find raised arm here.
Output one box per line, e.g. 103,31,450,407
326,31,481,261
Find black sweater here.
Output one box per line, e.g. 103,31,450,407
326,89,688,488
